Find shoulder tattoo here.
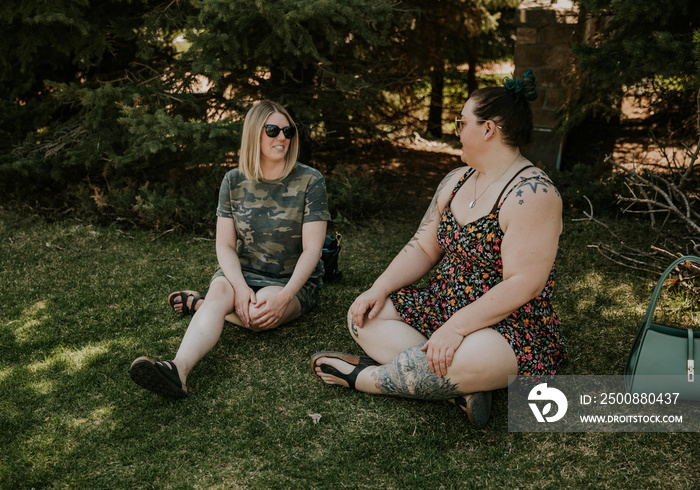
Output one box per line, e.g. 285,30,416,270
514,176,560,206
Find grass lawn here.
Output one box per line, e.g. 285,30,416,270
1,159,699,488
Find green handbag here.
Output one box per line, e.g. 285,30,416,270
624,255,700,400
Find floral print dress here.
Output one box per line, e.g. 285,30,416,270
390,168,567,376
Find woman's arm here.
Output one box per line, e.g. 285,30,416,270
216,216,256,326
422,174,563,376
249,219,327,328
273,219,327,304
350,168,465,327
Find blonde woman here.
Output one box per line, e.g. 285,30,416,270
131,100,330,399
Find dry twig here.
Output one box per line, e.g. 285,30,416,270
576,91,700,294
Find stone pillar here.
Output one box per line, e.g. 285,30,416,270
514,0,578,171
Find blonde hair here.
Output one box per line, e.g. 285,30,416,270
238,100,300,181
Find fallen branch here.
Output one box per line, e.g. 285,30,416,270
150,228,175,242
609,157,700,235
577,133,699,294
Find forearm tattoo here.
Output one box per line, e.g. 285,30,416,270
370,345,462,400
404,168,462,253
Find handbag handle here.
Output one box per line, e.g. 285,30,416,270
641,255,700,332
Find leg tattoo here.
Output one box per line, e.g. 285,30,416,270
350,318,359,339
370,345,462,400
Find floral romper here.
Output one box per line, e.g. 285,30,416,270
390,167,568,376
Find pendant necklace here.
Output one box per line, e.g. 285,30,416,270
469,153,521,209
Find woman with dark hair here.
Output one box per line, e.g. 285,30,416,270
311,71,567,426
130,100,330,399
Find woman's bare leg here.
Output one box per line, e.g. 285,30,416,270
316,325,518,398
348,300,428,363
173,276,234,385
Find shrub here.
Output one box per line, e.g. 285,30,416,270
325,168,384,222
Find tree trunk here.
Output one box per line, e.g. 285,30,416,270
427,62,445,138
466,54,478,95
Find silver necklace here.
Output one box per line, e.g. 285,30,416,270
469,153,521,209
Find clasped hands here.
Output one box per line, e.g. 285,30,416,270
233,286,292,330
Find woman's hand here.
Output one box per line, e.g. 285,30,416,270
233,285,257,328
349,288,387,329
420,326,465,378
249,290,293,330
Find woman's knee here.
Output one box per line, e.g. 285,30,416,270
202,277,235,311
448,329,518,391
347,300,399,340
208,277,233,296
347,309,358,340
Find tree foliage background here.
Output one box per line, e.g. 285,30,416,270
0,0,518,231
7,0,698,233
568,0,700,134
566,0,700,281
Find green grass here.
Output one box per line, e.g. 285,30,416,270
1,205,699,489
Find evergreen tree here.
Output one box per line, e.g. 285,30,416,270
0,0,233,228
569,0,700,131
0,0,518,229
182,0,402,147
408,0,520,138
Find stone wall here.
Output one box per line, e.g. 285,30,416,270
514,0,578,171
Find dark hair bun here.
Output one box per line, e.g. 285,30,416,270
502,70,538,102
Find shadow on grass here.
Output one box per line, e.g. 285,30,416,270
1,211,699,488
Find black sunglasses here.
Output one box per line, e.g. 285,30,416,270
263,124,296,139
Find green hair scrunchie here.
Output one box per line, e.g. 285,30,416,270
502,70,538,102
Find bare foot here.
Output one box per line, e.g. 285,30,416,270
313,356,357,388
168,290,206,315
311,352,379,390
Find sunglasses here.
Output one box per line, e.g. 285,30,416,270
263,124,297,139
454,117,502,136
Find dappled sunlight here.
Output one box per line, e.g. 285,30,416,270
562,270,601,309
564,270,645,319
598,284,645,322
27,378,55,396
558,267,665,375
30,343,111,376
614,95,696,178
13,342,113,398
399,133,462,156
565,269,700,329
13,301,50,343
24,431,61,467
0,367,9,384
68,405,116,432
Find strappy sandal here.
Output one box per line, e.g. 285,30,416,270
129,357,188,399
310,351,379,390
452,391,492,427
167,290,206,315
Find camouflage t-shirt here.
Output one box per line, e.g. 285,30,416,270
216,163,331,289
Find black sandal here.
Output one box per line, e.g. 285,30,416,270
129,357,188,399
310,351,379,390
452,391,492,427
167,290,206,315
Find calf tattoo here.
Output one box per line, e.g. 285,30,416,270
370,345,462,400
